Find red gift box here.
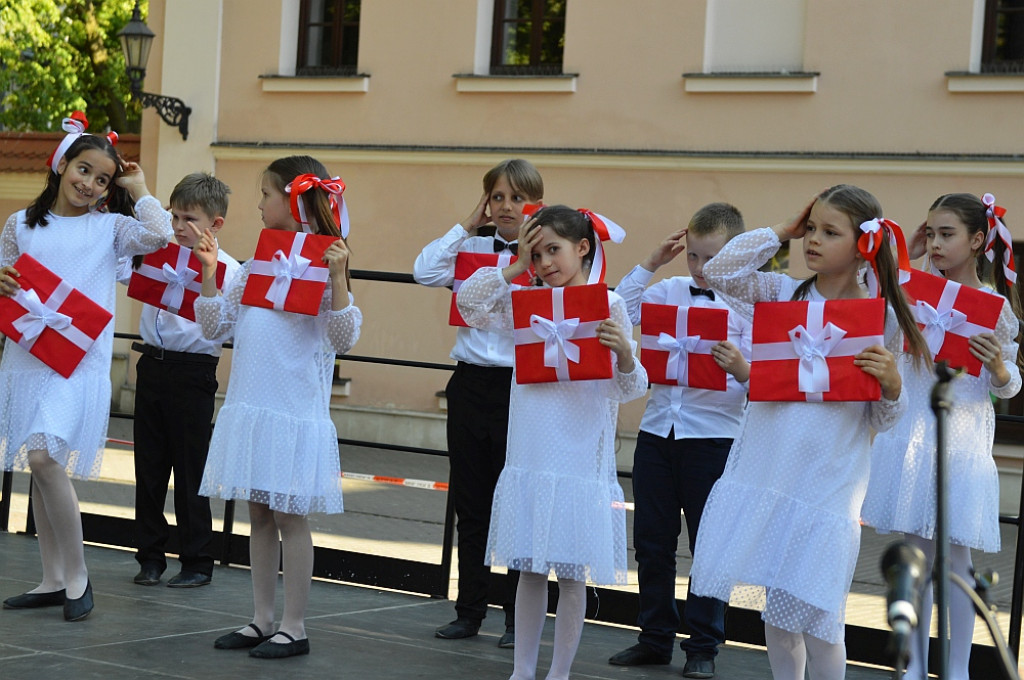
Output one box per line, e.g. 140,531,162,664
241,229,337,316
0,254,113,378
511,283,613,384
127,243,226,321
640,303,729,390
902,269,1003,376
749,298,885,402
449,251,532,327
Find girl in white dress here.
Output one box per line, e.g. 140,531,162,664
689,185,929,680
862,192,1022,680
0,127,172,622
458,205,648,680
192,155,361,659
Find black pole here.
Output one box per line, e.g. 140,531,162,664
0,470,12,532
1009,466,1024,658
931,361,955,679
437,469,457,599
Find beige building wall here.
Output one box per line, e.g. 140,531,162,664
5,1,1020,435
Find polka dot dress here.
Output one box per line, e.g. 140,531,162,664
689,228,907,644
195,262,361,515
458,267,649,585
0,198,171,479
863,294,1021,553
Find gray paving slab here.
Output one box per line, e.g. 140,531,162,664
0,532,893,680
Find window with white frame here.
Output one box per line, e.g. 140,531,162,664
982,0,1024,72
490,0,567,75
296,0,361,76
703,0,806,73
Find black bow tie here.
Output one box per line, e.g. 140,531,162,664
494,240,518,255
690,285,715,301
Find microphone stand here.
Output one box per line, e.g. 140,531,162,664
931,360,954,680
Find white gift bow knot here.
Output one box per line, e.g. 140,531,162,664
11,288,73,342
160,262,198,311
656,332,702,382
530,314,583,372
914,300,968,356
789,321,847,394
265,249,313,307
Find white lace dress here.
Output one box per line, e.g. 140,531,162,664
862,293,1021,552
195,262,361,515
0,198,171,479
689,227,907,644
457,267,649,585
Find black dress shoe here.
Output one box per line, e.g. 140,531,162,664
167,571,211,588
497,625,515,648
249,632,310,659
608,643,672,666
683,655,715,678
434,618,480,639
2,589,66,609
133,564,163,586
214,623,270,650
63,581,93,622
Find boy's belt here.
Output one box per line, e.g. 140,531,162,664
131,342,219,365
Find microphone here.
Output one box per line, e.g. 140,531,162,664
880,541,928,665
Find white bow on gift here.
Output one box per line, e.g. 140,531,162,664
265,249,313,309
11,288,73,342
656,332,703,384
530,314,582,373
160,261,199,313
788,321,847,394
915,300,967,356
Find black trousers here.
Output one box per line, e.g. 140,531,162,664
133,353,218,575
445,362,519,625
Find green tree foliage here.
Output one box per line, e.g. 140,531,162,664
0,0,144,133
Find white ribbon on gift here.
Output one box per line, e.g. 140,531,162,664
751,301,882,401
136,246,198,314
639,307,718,385
512,287,601,381
910,279,989,356
248,233,330,311
10,285,95,354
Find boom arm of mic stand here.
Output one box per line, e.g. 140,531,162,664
948,571,1020,680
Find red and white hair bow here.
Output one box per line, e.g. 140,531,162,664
982,193,1016,284
858,218,911,297
577,208,626,285
285,174,350,238
46,111,119,176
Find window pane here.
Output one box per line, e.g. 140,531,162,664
308,0,335,23
343,0,360,21
539,19,565,64
306,25,327,66
501,22,532,65
503,0,531,21
341,24,359,66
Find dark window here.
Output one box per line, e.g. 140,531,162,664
982,0,1024,73
490,0,566,75
297,0,360,76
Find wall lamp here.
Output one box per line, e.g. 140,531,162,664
117,1,191,140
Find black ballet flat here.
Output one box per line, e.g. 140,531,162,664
2,589,66,609
63,581,93,621
249,631,310,659
214,623,270,650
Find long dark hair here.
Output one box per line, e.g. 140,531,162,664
794,184,929,362
26,135,129,228
263,155,350,287
930,192,1022,365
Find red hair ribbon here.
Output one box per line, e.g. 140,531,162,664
982,193,1016,284
523,203,544,217
285,174,350,237
577,208,626,284
46,111,90,173
858,218,911,297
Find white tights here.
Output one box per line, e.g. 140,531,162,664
509,572,586,680
764,624,847,680
904,534,976,680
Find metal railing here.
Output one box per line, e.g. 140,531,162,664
0,268,1021,677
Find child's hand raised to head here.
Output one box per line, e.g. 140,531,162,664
597,318,635,373
969,332,1011,387
0,265,20,297
907,221,928,261
711,340,750,382
322,238,351,277
460,191,491,233
771,195,816,242
502,217,543,284
853,344,901,400
641,228,687,272
115,161,152,201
